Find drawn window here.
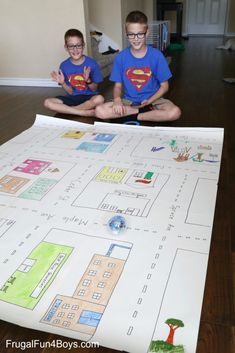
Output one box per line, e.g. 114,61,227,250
92,292,101,300
82,279,91,287
57,312,64,317
97,282,105,288
88,270,97,276
62,303,70,309
78,289,85,296
103,271,111,278
18,258,35,273
62,321,70,327
101,203,109,209
78,310,102,327
133,171,143,178
93,260,101,265
71,305,79,310
67,313,75,319
53,319,60,324
108,262,116,268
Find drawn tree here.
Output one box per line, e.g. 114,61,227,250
165,318,184,345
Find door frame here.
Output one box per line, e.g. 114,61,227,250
184,0,230,36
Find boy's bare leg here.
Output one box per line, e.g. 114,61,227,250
44,98,95,116
96,101,181,122
74,95,104,110
95,102,139,120
44,95,104,117
138,102,181,122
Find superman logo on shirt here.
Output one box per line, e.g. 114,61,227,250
68,74,86,91
126,67,152,90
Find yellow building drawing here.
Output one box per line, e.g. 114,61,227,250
95,166,128,183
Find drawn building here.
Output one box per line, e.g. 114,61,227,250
41,244,131,336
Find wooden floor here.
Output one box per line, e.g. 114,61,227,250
0,37,234,353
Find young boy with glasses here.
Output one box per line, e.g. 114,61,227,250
95,11,181,123
44,28,104,117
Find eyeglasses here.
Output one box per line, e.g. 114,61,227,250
126,32,147,39
67,44,83,50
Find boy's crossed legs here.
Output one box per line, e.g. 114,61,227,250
44,94,104,117
95,98,181,122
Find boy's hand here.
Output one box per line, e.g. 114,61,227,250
140,99,150,107
84,66,91,82
113,100,126,116
51,70,65,85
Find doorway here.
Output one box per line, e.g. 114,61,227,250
187,0,228,35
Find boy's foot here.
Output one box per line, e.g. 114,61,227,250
109,104,153,124
138,104,153,113
74,109,95,117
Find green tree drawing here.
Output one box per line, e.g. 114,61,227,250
165,318,184,345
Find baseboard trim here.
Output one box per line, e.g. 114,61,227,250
186,33,235,38
225,32,235,37
187,34,224,37
0,78,58,87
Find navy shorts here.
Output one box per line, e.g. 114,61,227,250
56,94,95,106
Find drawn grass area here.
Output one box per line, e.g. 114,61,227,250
150,340,184,353
0,241,73,309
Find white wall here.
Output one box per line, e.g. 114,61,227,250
227,0,235,34
143,0,155,22
121,0,154,24
121,0,144,19
121,0,154,47
87,0,153,53
0,0,87,82
88,0,122,50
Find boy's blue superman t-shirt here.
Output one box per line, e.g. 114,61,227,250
60,56,103,96
110,46,172,104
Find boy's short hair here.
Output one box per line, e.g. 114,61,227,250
125,11,148,26
64,28,84,44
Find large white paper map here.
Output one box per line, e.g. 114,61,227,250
0,115,224,353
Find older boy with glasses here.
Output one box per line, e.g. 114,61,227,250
95,11,181,123
44,28,104,117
